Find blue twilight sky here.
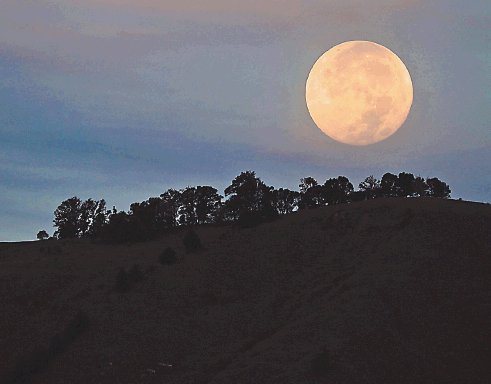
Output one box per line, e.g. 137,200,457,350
1,0,490,241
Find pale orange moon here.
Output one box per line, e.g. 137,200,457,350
306,41,413,145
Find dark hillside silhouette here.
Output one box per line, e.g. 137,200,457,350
1,198,489,384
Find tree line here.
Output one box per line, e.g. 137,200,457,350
46,171,451,242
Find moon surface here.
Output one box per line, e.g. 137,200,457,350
306,41,413,146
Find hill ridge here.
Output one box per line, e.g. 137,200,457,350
1,198,490,383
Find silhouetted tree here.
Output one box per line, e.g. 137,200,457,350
299,177,318,193
78,198,96,237
159,189,182,228
178,186,222,225
52,170,453,244
101,211,141,243
412,176,429,197
380,173,400,197
350,190,367,202
54,197,109,240
301,184,326,209
224,171,274,222
37,230,49,240
426,177,451,198
183,229,201,252
90,199,109,238
179,187,198,226
129,197,164,239
358,175,381,199
397,172,416,197
298,177,324,209
195,186,222,224
259,185,278,220
53,197,83,239
272,188,300,214
323,176,354,205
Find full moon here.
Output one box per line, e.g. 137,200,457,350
306,41,413,146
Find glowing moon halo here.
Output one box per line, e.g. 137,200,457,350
306,41,413,145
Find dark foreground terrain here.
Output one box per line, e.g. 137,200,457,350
1,198,490,383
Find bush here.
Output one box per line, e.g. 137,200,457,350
48,310,90,356
311,348,330,377
9,311,90,383
159,247,177,265
128,264,144,283
10,347,49,383
115,268,130,293
183,229,201,252
36,230,49,240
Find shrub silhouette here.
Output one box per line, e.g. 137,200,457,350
159,247,177,265
10,346,49,383
128,264,144,283
36,230,49,240
183,229,201,252
48,310,90,356
9,311,90,383
115,268,130,293
311,348,330,377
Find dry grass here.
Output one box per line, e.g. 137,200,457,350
0,198,490,383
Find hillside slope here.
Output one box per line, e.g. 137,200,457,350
1,198,490,383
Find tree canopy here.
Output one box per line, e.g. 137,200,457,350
53,197,109,240
51,170,452,242
37,230,49,240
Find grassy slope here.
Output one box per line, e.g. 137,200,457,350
0,198,490,383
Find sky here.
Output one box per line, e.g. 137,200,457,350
1,0,490,241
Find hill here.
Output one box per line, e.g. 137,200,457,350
1,198,490,383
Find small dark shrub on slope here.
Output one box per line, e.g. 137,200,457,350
48,310,90,356
159,247,177,265
9,311,90,384
128,264,144,283
183,229,201,252
311,348,330,377
115,265,145,293
115,268,130,293
10,347,49,383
